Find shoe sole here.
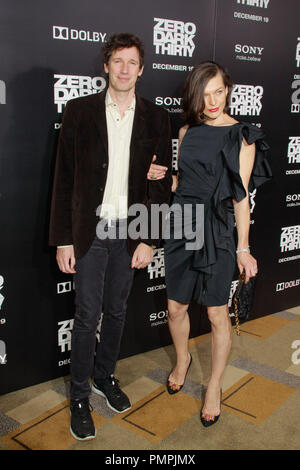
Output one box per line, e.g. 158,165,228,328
91,384,131,414
200,414,220,427
69,409,96,441
167,353,192,395
200,388,222,427
70,425,96,441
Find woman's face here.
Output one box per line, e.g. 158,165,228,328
203,73,228,121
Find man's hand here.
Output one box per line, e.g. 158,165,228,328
237,252,257,283
131,243,154,269
56,246,76,274
147,155,168,180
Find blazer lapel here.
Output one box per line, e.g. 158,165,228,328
131,94,147,140
129,94,147,171
91,91,108,158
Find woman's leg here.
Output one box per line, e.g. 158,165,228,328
167,299,191,384
201,304,232,417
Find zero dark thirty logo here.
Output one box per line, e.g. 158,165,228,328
54,74,106,113
153,18,196,57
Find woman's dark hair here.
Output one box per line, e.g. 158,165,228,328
182,61,233,125
102,33,145,69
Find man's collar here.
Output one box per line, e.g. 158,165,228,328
105,90,136,111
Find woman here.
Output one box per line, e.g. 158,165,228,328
156,62,271,427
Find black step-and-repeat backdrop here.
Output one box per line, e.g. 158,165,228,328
0,0,299,394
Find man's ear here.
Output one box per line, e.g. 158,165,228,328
138,65,144,77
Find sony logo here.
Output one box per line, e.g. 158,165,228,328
235,44,264,55
155,97,182,106
149,310,168,322
286,194,300,202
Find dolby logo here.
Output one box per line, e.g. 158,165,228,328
53,26,107,43
57,281,74,294
276,279,300,291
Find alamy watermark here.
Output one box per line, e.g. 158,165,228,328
95,201,204,250
291,340,300,365
0,340,7,365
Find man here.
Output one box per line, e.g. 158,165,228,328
49,33,172,440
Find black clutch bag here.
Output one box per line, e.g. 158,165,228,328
232,272,257,336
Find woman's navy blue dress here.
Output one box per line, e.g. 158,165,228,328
164,122,271,306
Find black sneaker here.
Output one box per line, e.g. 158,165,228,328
92,375,131,413
70,398,96,441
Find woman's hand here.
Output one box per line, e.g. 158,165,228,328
237,252,257,283
171,174,178,192
147,155,168,180
131,243,154,269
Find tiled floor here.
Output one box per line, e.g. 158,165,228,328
1,306,300,450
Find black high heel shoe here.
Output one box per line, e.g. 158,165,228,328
167,354,192,395
200,389,222,427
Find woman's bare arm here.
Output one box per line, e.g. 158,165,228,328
233,139,258,282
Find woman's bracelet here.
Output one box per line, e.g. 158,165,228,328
236,247,250,254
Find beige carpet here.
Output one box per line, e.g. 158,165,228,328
1,306,300,451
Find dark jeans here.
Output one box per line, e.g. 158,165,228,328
70,223,134,400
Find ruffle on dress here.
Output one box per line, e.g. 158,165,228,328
192,122,272,275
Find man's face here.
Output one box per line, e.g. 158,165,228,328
104,46,144,93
